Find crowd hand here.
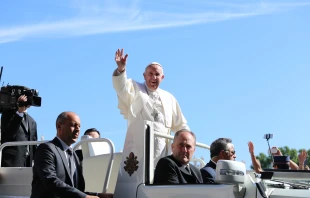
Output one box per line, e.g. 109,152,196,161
271,147,282,156
17,95,28,113
85,193,113,198
298,150,307,164
247,141,255,155
115,48,128,72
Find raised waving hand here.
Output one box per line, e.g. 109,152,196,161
115,48,128,72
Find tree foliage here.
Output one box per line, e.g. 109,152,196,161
251,146,310,169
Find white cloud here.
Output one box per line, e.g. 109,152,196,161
0,1,309,44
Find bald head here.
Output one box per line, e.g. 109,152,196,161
56,111,81,146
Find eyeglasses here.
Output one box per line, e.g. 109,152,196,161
225,150,236,155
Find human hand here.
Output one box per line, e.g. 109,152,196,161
298,150,307,164
115,48,128,72
85,195,99,198
248,141,254,155
305,165,309,170
17,95,29,113
98,193,113,198
271,147,282,156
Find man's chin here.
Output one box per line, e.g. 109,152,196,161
147,83,158,90
181,158,189,164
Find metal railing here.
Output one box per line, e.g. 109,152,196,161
191,158,206,167
153,132,210,150
72,138,115,194
0,138,115,194
0,141,47,166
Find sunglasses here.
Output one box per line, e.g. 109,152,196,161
224,150,236,155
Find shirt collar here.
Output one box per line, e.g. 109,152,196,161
211,159,217,165
56,136,71,151
184,164,190,168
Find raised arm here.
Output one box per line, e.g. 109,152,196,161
298,150,307,170
112,49,136,116
1,95,29,142
113,48,128,76
271,147,299,170
248,141,263,173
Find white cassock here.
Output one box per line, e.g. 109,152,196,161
113,69,189,165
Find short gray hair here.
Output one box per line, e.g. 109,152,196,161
210,138,232,158
56,112,68,127
174,129,196,143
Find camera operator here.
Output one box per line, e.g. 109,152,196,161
1,95,38,167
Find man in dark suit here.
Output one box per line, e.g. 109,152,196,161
153,129,203,184
200,138,236,184
1,95,38,167
31,111,113,198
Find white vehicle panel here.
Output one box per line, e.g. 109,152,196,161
136,184,235,198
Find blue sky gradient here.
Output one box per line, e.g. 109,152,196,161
1,0,310,168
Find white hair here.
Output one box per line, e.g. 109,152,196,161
144,62,164,74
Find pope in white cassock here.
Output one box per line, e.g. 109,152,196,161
112,48,190,165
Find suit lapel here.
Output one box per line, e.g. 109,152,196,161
52,138,74,186
180,166,192,177
169,155,191,175
189,164,202,183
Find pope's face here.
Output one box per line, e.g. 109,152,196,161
143,65,164,91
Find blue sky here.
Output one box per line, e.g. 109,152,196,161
1,0,310,168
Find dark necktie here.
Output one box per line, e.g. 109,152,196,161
185,165,191,174
66,148,77,187
23,113,28,131
23,113,30,157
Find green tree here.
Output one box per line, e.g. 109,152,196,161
251,146,309,170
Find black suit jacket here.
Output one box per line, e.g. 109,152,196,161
1,109,37,167
200,160,216,184
31,137,96,198
75,149,83,162
153,155,203,184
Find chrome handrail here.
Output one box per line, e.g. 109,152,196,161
191,158,206,166
153,132,210,150
0,141,47,166
72,138,115,194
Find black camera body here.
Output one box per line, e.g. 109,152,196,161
0,85,41,113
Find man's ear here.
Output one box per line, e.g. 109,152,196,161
161,75,164,80
56,122,62,130
219,150,226,159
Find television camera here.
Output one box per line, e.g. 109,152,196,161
0,66,41,113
